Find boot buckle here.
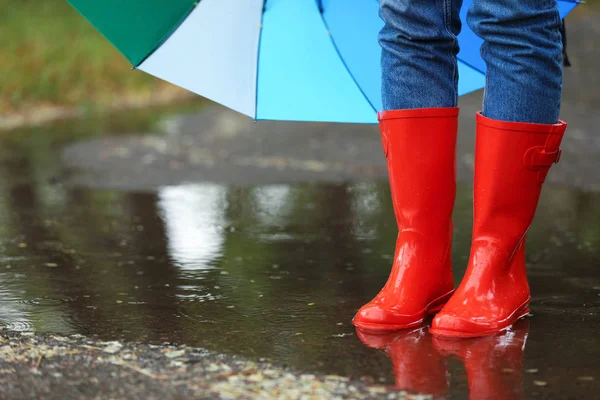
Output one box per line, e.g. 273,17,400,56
524,146,562,169
555,148,562,164
524,146,562,184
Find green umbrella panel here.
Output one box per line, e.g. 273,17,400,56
67,0,197,66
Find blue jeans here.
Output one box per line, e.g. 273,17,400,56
379,0,564,124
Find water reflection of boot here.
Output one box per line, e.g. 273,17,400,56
433,320,530,400
356,327,448,397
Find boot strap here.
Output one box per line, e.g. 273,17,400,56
524,146,562,183
524,146,561,169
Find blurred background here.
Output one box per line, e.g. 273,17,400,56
0,0,196,129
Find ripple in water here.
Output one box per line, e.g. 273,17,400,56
1,319,34,331
1,290,72,333
15,297,65,307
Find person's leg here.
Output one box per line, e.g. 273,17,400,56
380,0,463,110
431,0,567,338
353,0,462,331
469,0,563,123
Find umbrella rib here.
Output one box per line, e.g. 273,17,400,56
254,2,269,119
456,56,486,75
132,2,199,69
318,12,378,115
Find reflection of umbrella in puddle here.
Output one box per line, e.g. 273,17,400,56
67,0,578,123
356,327,448,397
157,183,227,271
433,320,530,400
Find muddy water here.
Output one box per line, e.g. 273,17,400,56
0,109,599,399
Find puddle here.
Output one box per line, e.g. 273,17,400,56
0,107,599,398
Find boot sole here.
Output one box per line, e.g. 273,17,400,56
352,290,454,333
429,300,530,339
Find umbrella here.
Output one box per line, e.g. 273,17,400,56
68,0,578,124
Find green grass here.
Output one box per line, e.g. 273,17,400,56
0,0,178,113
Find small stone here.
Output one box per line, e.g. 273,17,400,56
102,344,122,354
284,373,296,381
526,368,539,374
533,381,548,387
246,373,264,382
406,395,430,400
18,243,27,248
368,386,388,394
220,271,230,275
307,303,315,306
45,263,58,267
165,350,185,358
116,300,123,304
261,380,277,390
207,363,221,372
324,375,349,381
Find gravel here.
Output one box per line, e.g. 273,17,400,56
0,331,422,400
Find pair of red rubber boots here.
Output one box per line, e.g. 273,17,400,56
352,107,566,338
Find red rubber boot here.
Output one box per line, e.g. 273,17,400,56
431,112,567,338
356,328,448,397
352,108,458,332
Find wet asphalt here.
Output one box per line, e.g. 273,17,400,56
1,5,599,400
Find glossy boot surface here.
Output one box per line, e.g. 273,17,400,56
431,113,567,338
433,320,530,400
353,108,457,332
356,328,448,397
